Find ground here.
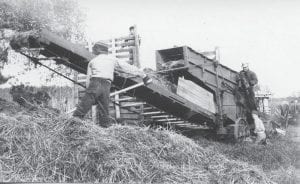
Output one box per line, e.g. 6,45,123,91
287,124,300,182
0,98,299,183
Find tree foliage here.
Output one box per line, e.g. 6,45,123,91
0,0,86,40
0,0,86,86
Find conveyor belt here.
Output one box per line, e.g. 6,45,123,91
11,30,216,127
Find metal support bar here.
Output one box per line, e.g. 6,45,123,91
110,82,144,97
19,52,86,88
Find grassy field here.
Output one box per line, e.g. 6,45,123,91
195,132,299,183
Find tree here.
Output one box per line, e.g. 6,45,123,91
0,0,86,85
0,0,85,39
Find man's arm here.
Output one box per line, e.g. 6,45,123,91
239,71,250,89
249,71,258,86
115,60,145,78
115,60,152,85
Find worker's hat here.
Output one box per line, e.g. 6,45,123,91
92,41,109,54
241,63,249,68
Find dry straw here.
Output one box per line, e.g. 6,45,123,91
0,99,273,183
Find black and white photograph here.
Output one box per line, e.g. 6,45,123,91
0,0,299,183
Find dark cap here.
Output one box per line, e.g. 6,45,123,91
92,41,109,55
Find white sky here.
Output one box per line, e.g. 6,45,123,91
79,0,300,97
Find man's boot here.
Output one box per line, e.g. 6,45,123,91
255,131,266,144
98,117,113,128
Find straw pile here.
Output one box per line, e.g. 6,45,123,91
143,68,177,92
0,98,273,183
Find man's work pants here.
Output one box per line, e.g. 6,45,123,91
246,87,257,111
73,77,111,126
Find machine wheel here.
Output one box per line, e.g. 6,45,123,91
234,118,250,140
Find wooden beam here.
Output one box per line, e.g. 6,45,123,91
112,97,136,102
113,36,135,42
143,107,155,110
149,115,171,118
168,121,185,124
115,94,120,119
141,111,165,115
116,48,132,53
116,54,133,59
115,41,135,47
156,118,180,122
121,102,146,107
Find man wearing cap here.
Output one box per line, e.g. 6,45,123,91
238,63,258,111
73,41,151,127
238,63,266,144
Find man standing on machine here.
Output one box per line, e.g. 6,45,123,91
238,63,266,144
239,63,258,111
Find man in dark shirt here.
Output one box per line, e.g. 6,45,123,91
238,63,258,111
238,63,267,144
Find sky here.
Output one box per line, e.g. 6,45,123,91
79,0,300,97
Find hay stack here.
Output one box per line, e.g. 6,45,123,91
0,99,272,183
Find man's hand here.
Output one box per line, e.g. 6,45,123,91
142,75,152,85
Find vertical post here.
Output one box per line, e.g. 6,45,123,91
132,25,141,68
214,47,226,134
110,37,121,119
115,94,121,119
215,47,220,62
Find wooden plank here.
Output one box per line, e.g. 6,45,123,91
168,121,185,124
132,25,140,68
116,54,133,59
120,114,140,120
117,107,141,116
177,77,216,113
143,107,155,111
115,41,135,47
113,36,135,42
121,102,146,107
176,87,215,109
116,48,132,53
142,111,165,115
115,94,120,118
112,97,136,102
150,115,172,118
156,118,179,122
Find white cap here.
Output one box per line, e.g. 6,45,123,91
242,63,249,68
